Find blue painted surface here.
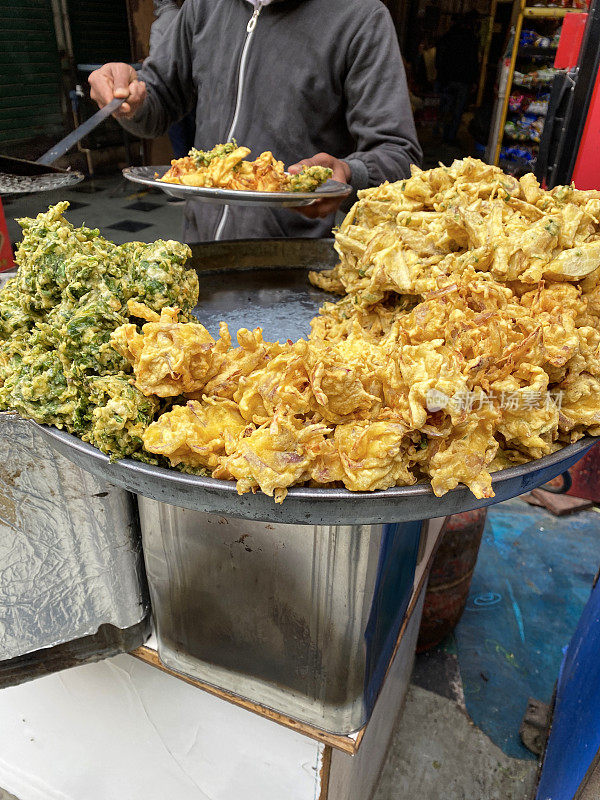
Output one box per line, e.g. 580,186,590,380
536,576,600,799
363,520,422,714
452,497,600,759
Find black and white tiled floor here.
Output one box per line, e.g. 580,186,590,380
2,174,185,250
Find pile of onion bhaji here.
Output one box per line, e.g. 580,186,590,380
114,158,600,502
159,140,332,192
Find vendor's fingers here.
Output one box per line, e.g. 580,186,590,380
88,67,117,109
287,159,310,175
291,198,340,219
88,63,143,116
118,80,146,118
111,62,137,97
331,164,351,183
288,153,330,174
289,153,350,187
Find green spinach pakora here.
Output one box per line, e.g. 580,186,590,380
0,202,199,460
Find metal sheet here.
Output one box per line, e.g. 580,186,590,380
0,413,149,674
137,499,422,733
30,238,600,525
123,166,351,207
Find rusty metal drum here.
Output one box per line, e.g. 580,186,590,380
417,509,487,651
567,442,600,502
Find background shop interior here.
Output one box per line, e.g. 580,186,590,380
0,0,586,184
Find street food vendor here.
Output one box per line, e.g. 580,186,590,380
149,1,196,159
88,0,421,243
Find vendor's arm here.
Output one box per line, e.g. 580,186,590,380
342,4,422,190
289,5,421,219
149,0,182,52
88,0,197,136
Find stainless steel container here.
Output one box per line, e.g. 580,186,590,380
0,414,150,687
137,496,423,734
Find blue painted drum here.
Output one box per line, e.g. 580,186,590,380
536,576,600,798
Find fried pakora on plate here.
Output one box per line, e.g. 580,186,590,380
159,140,332,193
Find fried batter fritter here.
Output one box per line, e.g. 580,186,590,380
0,203,199,460
159,140,332,193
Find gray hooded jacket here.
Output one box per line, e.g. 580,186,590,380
149,0,182,52
123,0,422,243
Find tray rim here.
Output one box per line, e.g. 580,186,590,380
33,420,599,522
0,169,85,196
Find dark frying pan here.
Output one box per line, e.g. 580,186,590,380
0,98,123,196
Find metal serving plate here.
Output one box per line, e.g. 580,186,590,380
32,238,599,525
122,165,352,207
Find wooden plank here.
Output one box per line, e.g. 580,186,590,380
0,32,55,42
523,488,593,516
0,91,62,106
0,53,62,64
0,16,56,24
0,47,56,56
524,6,586,17
0,111,64,127
146,134,175,167
0,0,65,147
131,644,359,756
0,0,54,8
1,79,63,91
318,746,332,800
0,22,54,32
493,0,526,165
132,517,446,759
126,0,156,62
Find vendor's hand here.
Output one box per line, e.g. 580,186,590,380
88,63,146,119
288,153,351,219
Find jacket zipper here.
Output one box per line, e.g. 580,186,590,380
214,2,264,240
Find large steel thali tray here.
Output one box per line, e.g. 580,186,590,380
123,165,352,207
35,239,599,526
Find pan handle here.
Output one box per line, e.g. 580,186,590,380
36,98,124,167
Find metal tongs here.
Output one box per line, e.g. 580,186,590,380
0,97,124,195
